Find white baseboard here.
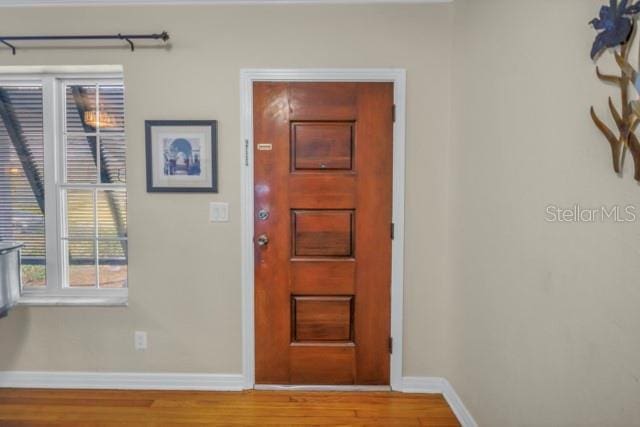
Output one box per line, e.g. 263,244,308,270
401,376,478,427
0,371,244,391
0,371,475,426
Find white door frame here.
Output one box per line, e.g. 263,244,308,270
240,68,406,390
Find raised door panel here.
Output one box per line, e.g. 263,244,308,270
293,296,354,342
292,122,354,171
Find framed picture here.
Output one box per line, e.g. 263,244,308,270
145,120,218,193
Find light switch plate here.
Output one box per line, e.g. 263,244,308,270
209,202,229,222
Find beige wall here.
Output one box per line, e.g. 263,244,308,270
450,0,640,426
4,3,636,426
0,4,453,377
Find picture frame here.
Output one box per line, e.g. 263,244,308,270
145,120,218,193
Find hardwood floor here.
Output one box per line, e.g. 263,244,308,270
0,388,460,426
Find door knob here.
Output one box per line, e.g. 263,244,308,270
256,234,269,247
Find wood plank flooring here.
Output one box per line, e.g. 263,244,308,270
0,388,460,426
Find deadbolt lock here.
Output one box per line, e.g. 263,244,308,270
257,209,270,221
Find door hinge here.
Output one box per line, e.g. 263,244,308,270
244,139,249,166
389,337,393,354
392,104,396,123
390,223,395,240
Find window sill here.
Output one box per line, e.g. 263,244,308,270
18,291,128,307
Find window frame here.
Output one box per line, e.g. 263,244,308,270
0,71,128,306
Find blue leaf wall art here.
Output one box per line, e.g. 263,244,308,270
590,0,640,182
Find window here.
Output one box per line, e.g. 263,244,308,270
0,70,127,305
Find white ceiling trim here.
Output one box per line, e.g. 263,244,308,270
0,0,452,7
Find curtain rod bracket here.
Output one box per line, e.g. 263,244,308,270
118,33,135,52
0,39,16,55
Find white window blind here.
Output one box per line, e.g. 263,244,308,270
0,85,46,287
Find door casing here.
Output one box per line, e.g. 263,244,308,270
240,69,406,390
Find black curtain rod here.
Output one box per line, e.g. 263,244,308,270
0,31,170,55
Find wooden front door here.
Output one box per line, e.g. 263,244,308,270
254,82,393,385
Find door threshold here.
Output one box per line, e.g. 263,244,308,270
254,384,391,392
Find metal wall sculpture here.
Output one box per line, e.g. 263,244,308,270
590,0,640,182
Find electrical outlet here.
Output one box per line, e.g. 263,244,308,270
209,202,229,222
134,331,147,351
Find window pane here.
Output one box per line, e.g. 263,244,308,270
98,85,124,133
65,135,97,184
98,240,127,288
67,240,96,288
61,80,126,292
97,190,126,239
0,85,46,287
22,264,46,288
66,85,96,133
65,190,95,238
100,136,126,184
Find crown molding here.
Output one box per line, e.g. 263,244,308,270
0,0,452,7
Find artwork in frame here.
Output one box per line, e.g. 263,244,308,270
145,120,218,193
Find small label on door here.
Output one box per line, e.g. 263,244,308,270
257,143,273,151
